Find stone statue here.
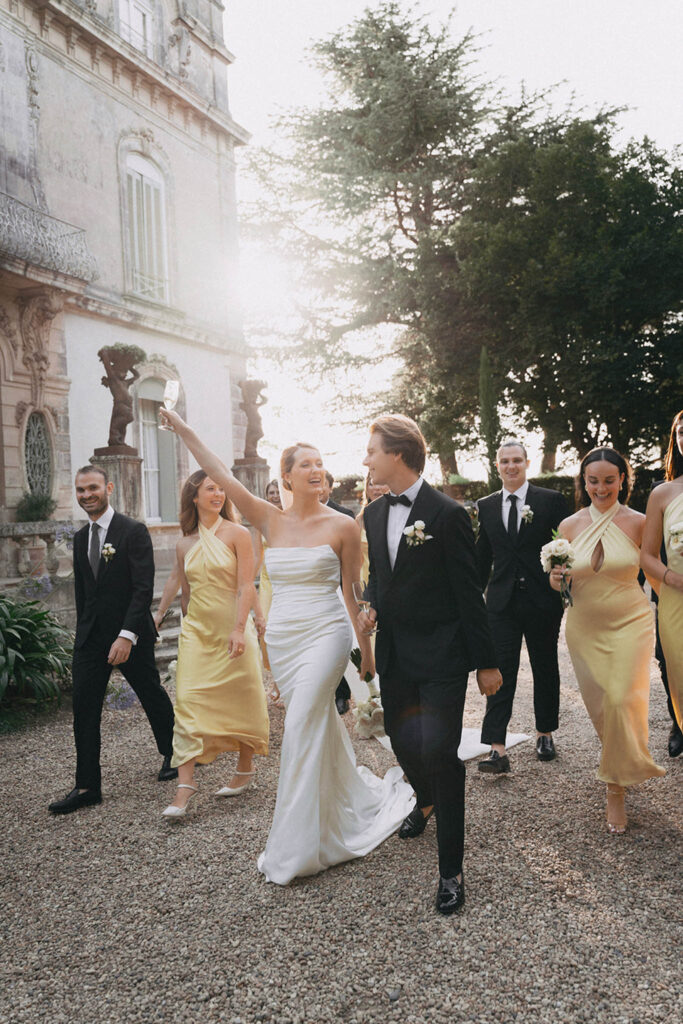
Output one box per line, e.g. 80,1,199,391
98,345,145,449
239,379,267,459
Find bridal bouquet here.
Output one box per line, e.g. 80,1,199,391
349,648,385,739
668,521,683,554
540,531,575,607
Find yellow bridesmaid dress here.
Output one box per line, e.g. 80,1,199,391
659,490,683,729
565,503,664,786
360,524,370,585
172,519,269,767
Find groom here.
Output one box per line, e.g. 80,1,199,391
360,415,501,915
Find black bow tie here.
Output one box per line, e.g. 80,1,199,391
384,493,412,507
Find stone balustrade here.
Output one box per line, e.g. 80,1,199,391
0,520,75,579
0,192,98,282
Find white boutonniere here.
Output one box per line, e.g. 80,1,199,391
101,543,116,563
404,520,433,547
520,504,534,524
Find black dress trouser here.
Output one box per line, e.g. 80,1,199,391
481,589,563,746
380,662,467,879
72,630,175,790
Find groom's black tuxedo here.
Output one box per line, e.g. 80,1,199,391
71,512,174,791
365,481,497,879
475,484,568,745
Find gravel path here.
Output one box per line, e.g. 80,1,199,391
1,628,681,1024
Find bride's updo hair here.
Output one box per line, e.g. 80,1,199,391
280,443,318,491
575,447,633,509
179,470,234,534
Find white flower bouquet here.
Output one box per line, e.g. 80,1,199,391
668,521,683,554
540,530,576,607
350,647,385,739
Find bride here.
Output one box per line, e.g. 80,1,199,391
160,410,413,884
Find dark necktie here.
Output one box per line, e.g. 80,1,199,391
89,522,100,579
384,493,412,507
507,494,518,540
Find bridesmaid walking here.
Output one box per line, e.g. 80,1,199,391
550,447,664,834
641,410,683,736
162,472,269,818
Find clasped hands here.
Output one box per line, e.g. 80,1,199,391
358,608,502,696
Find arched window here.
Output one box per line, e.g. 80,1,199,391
24,411,53,495
118,0,155,58
125,153,168,302
138,378,178,522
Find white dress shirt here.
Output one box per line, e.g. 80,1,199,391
501,480,529,530
387,476,424,569
89,505,137,645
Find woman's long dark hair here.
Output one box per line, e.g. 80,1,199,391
664,409,683,481
179,471,234,535
575,447,634,509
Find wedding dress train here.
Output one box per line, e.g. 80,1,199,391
257,545,413,885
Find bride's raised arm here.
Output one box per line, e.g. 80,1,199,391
160,408,276,536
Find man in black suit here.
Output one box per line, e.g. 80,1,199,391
360,415,501,915
320,469,356,715
49,466,176,815
475,441,568,774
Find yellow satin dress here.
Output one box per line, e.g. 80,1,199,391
171,520,269,767
659,490,683,729
565,503,664,786
360,525,370,585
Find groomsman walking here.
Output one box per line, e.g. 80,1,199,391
49,466,176,814
360,415,501,914
476,442,568,773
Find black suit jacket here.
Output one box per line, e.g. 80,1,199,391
73,511,157,650
365,482,497,681
475,484,568,614
327,498,355,519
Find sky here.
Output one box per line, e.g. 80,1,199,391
224,0,682,481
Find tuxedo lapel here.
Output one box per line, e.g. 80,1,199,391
391,481,436,578
488,492,515,550
369,496,392,579
97,512,125,584
76,523,96,584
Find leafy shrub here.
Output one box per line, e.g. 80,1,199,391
0,596,72,706
15,491,58,523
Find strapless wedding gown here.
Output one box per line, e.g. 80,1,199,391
257,545,413,885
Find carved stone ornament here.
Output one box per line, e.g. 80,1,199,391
169,25,191,79
239,379,267,460
15,400,30,427
18,291,64,407
98,344,146,450
0,305,20,355
0,38,6,73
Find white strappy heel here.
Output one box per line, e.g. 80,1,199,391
215,770,255,797
161,784,198,818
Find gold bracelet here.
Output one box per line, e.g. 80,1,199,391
663,568,672,585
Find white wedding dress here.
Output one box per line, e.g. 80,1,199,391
257,545,413,885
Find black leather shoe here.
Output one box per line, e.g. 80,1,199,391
398,805,433,839
436,874,465,915
478,750,510,774
536,735,557,761
335,696,350,716
668,722,683,758
49,788,102,815
158,756,178,781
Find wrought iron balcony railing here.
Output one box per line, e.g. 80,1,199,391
0,191,98,282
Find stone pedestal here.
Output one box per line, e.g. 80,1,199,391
231,457,271,502
90,452,143,520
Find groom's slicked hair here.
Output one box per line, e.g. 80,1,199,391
75,465,109,484
370,414,427,474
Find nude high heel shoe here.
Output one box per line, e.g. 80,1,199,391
161,784,198,819
215,770,255,797
606,784,627,834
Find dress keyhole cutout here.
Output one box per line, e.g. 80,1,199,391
591,538,605,573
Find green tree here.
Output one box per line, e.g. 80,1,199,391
478,346,501,487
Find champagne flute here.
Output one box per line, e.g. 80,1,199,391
158,379,180,430
352,581,377,635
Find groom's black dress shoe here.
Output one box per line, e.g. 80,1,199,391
436,874,465,915
49,788,102,815
158,756,178,781
478,750,510,775
536,735,557,761
668,723,683,758
335,696,350,716
398,806,433,839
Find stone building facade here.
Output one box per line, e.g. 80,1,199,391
0,0,249,585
